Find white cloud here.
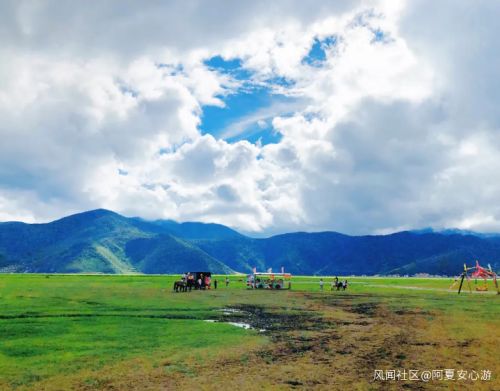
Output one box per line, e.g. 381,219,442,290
1,1,500,236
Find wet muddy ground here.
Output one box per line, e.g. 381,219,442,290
159,294,495,391
66,291,497,391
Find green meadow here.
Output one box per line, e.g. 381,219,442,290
0,274,498,390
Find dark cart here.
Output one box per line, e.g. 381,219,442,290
173,271,212,292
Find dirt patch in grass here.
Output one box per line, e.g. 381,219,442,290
83,295,429,390
169,294,495,390
26,292,497,391
213,304,331,332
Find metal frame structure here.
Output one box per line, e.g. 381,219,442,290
247,272,292,290
450,261,499,294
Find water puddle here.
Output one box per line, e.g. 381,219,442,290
227,322,252,329
217,308,246,316
204,319,265,332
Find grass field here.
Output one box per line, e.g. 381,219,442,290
0,274,498,390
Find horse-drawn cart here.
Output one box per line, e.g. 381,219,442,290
173,271,212,292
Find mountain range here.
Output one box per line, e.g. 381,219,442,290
0,209,499,276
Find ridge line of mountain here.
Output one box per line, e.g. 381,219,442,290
1,209,499,275
2,208,498,240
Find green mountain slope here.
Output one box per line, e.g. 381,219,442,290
1,209,500,275
0,209,232,274
194,231,500,276
126,234,233,274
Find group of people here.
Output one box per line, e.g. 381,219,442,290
319,276,348,291
181,272,214,290
180,273,231,290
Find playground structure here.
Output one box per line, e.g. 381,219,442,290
450,261,499,294
247,272,292,290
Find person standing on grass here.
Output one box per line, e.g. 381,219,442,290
319,278,324,291
225,277,230,287
214,279,218,290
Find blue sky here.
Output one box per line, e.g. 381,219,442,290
200,55,298,145
302,36,336,66
199,83,283,145
199,36,339,146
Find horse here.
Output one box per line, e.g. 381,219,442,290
173,280,187,292
186,278,196,292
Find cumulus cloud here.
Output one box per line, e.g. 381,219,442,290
1,0,500,235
